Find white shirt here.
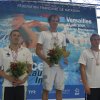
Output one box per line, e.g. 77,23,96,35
78,48,100,88
0,46,33,87
37,31,66,68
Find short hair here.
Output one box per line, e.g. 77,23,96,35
48,14,60,23
10,30,20,36
90,34,100,41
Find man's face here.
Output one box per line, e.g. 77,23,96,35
10,31,21,45
49,16,59,29
91,36,100,47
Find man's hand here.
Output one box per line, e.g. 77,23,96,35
84,84,91,95
12,78,25,87
0,70,15,83
64,58,68,64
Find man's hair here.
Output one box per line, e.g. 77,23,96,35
90,34,100,41
48,14,60,23
10,30,20,36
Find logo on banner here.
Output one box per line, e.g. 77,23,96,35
74,88,80,95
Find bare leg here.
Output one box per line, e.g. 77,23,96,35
56,89,62,100
42,89,49,100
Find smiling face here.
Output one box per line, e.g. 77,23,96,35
48,15,59,31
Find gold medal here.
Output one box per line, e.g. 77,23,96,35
96,60,99,65
91,49,100,66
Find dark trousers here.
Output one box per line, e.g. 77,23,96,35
85,88,100,100
4,86,24,100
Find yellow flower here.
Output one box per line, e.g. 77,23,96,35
62,49,70,57
47,45,70,65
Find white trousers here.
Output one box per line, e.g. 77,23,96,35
42,65,65,91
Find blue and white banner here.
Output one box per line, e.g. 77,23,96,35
26,85,84,99
0,1,98,100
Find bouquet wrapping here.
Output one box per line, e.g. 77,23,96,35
7,61,28,78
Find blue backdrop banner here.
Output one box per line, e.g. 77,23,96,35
0,1,98,100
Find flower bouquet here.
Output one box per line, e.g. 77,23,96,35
7,61,28,78
47,45,70,65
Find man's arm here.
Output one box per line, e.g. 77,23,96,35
62,46,70,64
80,64,90,94
0,70,14,82
36,43,51,66
12,64,32,86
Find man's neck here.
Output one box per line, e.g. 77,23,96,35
91,46,99,51
50,28,57,32
9,44,20,51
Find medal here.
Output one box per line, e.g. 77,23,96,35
50,32,59,48
96,60,100,65
91,49,100,66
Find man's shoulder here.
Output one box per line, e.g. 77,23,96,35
20,46,28,50
20,46,32,53
58,31,65,36
82,48,90,54
41,30,50,34
40,31,50,37
2,46,9,50
84,48,90,52
0,46,9,54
